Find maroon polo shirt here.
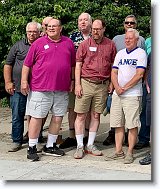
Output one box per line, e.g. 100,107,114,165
76,37,116,81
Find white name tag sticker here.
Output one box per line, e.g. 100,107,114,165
44,44,49,50
89,47,97,52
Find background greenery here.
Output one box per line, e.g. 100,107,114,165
0,0,151,104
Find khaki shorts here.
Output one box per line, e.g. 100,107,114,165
74,79,109,114
68,92,76,109
26,91,69,118
110,94,142,129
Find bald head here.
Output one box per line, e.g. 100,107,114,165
42,16,53,26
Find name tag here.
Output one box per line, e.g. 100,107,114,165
44,44,49,50
89,47,97,52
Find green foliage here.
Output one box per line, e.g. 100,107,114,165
0,97,10,108
0,0,151,97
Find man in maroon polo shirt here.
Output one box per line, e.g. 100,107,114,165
73,19,116,159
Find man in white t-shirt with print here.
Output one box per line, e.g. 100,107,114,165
105,28,147,164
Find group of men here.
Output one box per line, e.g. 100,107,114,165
3,13,151,165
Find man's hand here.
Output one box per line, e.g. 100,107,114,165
75,84,83,98
5,82,14,95
21,81,30,96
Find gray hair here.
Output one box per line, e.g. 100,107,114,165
127,28,139,38
78,12,92,24
125,14,137,24
26,21,42,32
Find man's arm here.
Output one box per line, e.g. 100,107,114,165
75,62,83,98
111,68,124,95
123,68,145,91
21,65,30,96
3,65,14,95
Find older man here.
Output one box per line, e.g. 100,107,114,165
59,12,92,149
21,18,75,161
105,28,147,164
103,14,145,146
4,21,41,152
74,19,116,159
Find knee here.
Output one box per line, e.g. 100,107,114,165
76,113,86,122
92,112,100,120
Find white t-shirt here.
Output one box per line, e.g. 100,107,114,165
112,47,147,96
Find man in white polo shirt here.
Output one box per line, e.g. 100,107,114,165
105,28,147,164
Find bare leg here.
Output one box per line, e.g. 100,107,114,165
115,127,124,154
128,127,138,154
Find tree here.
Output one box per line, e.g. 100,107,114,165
0,0,151,97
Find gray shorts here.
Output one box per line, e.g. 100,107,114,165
25,91,69,118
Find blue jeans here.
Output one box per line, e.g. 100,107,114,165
138,85,150,143
10,92,27,144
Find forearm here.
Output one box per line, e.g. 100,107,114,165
3,65,12,84
75,62,82,86
123,73,144,91
21,65,30,84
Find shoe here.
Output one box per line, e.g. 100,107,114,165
134,142,150,150
59,137,77,149
124,153,134,164
85,145,103,156
42,143,65,156
105,151,125,161
74,146,84,159
23,132,29,144
27,145,39,161
103,134,115,146
83,136,88,146
139,153,151,165
8,143,22,152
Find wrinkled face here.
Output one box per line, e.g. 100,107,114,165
26,24,40,44
46,19,62,40
92,20,105,42
78,13,91,32
124,17,137,32
125,31,138,51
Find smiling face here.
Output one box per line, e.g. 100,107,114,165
46,19,62,40
125,30,139,51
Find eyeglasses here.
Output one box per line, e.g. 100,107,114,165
26,31,38,34
92,28,103,32
47,25,60,29
124,21,136,25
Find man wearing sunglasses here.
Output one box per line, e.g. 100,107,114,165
103,14,145,146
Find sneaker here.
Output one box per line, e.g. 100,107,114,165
59,137,77,149
42,143,65,156
103,134,115,146
85,145,103,156
139,153,151,165
27,145,39,161
105,151,125,161
8,143,22,152
134,142,150,150
74,146,84,159
124,153,134,164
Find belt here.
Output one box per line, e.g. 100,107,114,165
83,78,108,85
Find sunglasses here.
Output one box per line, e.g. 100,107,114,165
124,21,136,25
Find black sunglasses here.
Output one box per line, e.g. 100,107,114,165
124,21,136,25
